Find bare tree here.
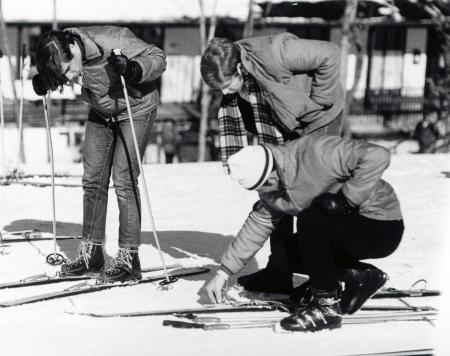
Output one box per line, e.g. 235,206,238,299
340,0,358,138
0,0,21,158
198,0,217,162
243,0,256,39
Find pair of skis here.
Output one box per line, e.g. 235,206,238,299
0,265,210,307
0,229,81,243
162,307,438,330
72,290,438,328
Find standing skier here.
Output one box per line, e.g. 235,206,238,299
32,26,166,282
200,33,344,293
204,136,404,332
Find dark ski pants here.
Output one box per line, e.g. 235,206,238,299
82,109,155,247
295,206,404,291
264,112,344,275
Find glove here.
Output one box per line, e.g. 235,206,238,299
32,74,50,96
312,191,358,216
107,52,143,82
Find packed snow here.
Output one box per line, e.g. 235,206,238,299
1,147,449,355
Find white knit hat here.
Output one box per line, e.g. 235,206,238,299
227,145,274,190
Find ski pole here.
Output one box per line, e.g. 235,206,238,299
42,95,64,265
0,49,5,180
163,319,274,330
16,44,27,170
113,49,175,286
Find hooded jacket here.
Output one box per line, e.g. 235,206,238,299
221,136,403,274
237,32,344,135
66,26,166,120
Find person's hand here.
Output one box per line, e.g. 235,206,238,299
32,74,49,96
107,51,142,82
205,273,227,304
312,191,357,215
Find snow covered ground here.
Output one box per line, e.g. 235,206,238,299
1,148,449,356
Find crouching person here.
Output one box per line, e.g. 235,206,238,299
204,136,404,332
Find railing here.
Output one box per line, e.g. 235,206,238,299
348,88,425,136
1,88,429,136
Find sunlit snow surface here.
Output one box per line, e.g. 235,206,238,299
1,150,449,355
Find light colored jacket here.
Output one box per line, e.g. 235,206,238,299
237,32,344,135
221,136,403,274
66,26,166,120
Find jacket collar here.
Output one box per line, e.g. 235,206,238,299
65,28,104,63
268,144,288,185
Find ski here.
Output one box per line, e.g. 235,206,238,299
69,303,287,318
0,263,182,290
0,266,209,307
372,287,440,298
2,170,81,179
162,310,438,330
341,348,433,356
3,180,83,188
223,283,440,307
0,230,81,242
68,302,436,319
179,309,438,324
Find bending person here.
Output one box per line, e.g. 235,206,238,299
32,26,166,282
201,33,344,293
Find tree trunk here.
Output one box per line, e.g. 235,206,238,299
243,0,255,39
347,23,367,124
197,0,217,162
340,0,358,138
0,0,21,158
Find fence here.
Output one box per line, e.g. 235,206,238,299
348,88,425,136
1,87,430,151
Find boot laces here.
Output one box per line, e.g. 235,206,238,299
317,297,340,317
69,240,94,268
296,303,330,327
109,248,134,270
318,296,340,307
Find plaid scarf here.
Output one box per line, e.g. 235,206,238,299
218,71,285,172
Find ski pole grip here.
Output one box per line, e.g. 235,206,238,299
203,323,230,330
162,320,203,329
0,49,3,58
22,44,27,58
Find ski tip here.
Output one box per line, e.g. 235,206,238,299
64,310,100,318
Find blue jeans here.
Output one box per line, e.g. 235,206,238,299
82,109,156,248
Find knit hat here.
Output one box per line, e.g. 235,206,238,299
227,145,274,190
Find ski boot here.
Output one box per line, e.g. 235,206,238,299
280,287,342,332
61,240,104,276
340,265,388,314
237,268,293,294
102,247,142,283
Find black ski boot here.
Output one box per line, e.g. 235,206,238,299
102,247,142,283
61,240,104,276
340,265,388,314
237,268,293,294
280,287,342,332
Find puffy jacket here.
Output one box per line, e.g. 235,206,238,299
237,32,344,135
221,136,403,274
66,26,166,120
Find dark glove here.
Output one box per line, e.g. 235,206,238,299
107,52,143,82
312,191,358,216
32,74,50,96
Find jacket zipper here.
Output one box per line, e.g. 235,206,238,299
81,70,112,118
